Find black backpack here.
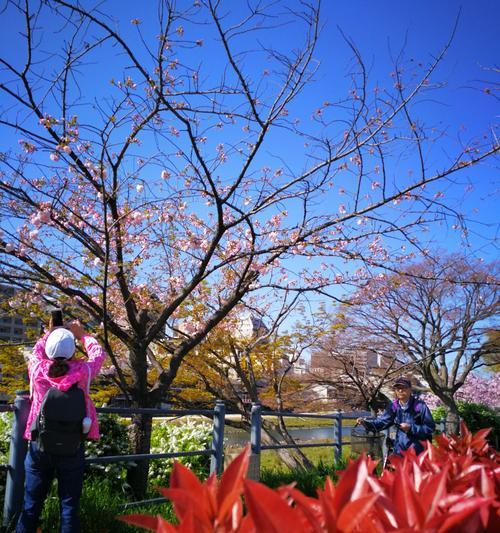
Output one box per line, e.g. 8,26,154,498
31,383,86,456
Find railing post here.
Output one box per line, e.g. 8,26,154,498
210,400,225,476
3,391,30,531
248,402,261,481
333,410,343,464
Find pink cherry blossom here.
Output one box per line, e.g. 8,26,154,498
18,140,36,153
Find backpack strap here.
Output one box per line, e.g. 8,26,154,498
83,364,92,420
86,364,91,394
391,399,403,425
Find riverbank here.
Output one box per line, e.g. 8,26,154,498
155,413,358,428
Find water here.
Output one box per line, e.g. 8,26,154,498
225,425,354,446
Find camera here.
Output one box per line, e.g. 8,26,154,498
51,308,64,327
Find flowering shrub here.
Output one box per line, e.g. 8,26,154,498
149,419,212,486
85,416,212,491
120,423,500,532
0,412,12,503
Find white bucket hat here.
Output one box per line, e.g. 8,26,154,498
45,328,76,360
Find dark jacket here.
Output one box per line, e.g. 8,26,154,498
364,395,435,455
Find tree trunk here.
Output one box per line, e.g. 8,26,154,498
261,422,312,471
442,396,460,435
127,411,153,499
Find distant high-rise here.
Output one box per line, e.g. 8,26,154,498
0,284,39,343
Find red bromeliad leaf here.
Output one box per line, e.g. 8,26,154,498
470,427,491,451
170,460,206,495
336,492,380,532
278,485,324,533
317,489,341,533
243,479,306,533
218,445,250,505
438,497,494,532
157,487,211,530
390,466,426,529
332,455,371,511
479,467,495,498
175,510,196,533
237,513,257,533
215,445,249,526
419,465,449,522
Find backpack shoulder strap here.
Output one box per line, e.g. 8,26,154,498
412,397,424,415
86,364,91,394
391,399,398,413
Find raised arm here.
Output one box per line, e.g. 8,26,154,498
68,321,107,379
362,405,396,433
27,331,50,371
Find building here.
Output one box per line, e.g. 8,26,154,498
0,284,39,343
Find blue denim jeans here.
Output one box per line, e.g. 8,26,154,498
16,441,85,533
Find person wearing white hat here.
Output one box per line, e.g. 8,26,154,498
45,328,76,360
17,319,107,533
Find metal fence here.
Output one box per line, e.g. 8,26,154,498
1,392,227,530
1,392,448,530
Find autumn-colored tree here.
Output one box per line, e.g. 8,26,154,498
336,255,499,432
0,343,28,400
171,297,319,470
0,1,497,494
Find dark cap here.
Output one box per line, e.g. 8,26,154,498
393,377,412,388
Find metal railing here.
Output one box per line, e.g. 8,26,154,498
1,393,449,530
1,392,226,530
247,403,370,478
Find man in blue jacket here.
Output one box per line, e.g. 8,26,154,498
356,377,435,455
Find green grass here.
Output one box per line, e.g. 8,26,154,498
149,413,357,429
260,441,352,470
39,480,176,533
261,415,356,429
259,442,351,496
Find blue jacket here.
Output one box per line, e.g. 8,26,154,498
364,395,435,455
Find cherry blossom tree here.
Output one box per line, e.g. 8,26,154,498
423,372,500,410
0,1,497,494
339,255,499,432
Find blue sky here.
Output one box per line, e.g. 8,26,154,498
1,0,498,268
